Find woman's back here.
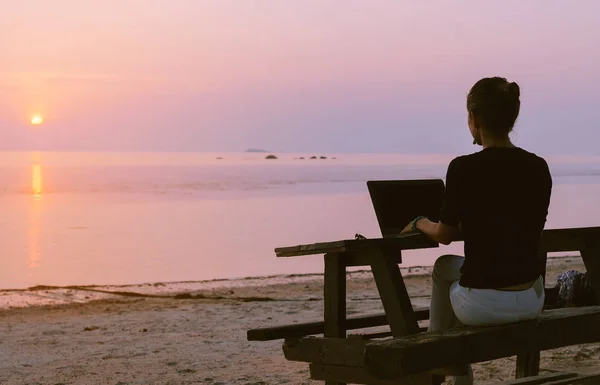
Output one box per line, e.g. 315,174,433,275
446,147,552,288
415,76,552,384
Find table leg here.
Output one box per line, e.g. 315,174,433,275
324,253,346,385
368,249,419,336
369,249,438,384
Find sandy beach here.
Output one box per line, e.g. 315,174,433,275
0,256,597,385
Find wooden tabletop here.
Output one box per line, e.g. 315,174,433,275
275,233,437,257
275,226,600,258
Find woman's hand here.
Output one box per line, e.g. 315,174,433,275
400,217,459,245
400,216,425,234
400,221,414,234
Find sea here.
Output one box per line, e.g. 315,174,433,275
1,151,600,291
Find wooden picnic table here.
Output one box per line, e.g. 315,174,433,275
248,226,600,385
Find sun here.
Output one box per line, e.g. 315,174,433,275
31,115,44,125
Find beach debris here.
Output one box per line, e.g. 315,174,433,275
84,326,100,332
265,154,278,159
42,329,66,335
177,368,197,374
320,156,327,159
309,156,317,159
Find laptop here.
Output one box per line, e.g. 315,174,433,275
367,179,445,238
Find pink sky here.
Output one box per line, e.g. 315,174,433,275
2,1,600,153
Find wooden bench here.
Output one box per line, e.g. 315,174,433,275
364,306,600,379
247,226,600,384
282,308,600,384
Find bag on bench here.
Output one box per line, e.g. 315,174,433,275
555,270,597,307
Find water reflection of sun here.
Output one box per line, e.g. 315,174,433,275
32,164,43,200
28,162,43,270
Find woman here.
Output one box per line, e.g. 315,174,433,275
402,77,552,385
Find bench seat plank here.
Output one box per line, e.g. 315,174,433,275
283,336,467,376
487,368,600,385
247,308,430,341
364,306,600,380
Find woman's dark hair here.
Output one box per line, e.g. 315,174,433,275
467,77,521,137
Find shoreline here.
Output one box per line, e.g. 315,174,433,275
0,255,583,310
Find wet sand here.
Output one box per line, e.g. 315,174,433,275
0,256,597,384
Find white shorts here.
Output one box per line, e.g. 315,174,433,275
449,276,545,326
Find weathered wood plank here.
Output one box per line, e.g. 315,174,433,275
487,372,577,385
250,300,555,342
274,227,600,258
543,374,600,385
247,308,430,341
580,239,600,305
323,253,346,385
369,249,420,336
276,242,347,257
284,336,467,377
283,337,366,367
540,227,600,253
516,350,540,378
324,253,346,339
348,331,394,340
345,251,402,267
364,306,600,379
310,364,433,385
248,289,559,342
488,369,600,385
538,251,549,283
275,233,435,257
276,247,404,266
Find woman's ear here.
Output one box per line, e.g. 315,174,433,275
468,111,480,129
472,113,481,131
468,111,481,145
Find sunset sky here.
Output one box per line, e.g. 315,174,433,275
2,1,599,154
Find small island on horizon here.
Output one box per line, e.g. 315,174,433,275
245,148,269,153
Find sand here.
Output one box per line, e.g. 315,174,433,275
0,256,598,385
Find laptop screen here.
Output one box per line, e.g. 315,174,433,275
367,179,445,237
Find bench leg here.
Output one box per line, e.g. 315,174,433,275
516,350,540,378
515,252,546,378
324,253,346,385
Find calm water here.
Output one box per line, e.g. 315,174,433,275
1,151,600,290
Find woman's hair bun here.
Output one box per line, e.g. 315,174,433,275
507,82,520,98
